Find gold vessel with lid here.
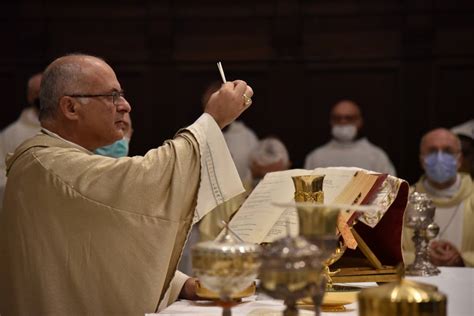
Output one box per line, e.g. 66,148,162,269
358,273,446,316
192,225,261,315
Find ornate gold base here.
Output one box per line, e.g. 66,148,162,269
298,304,346,313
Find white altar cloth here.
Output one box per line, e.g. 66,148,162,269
152,267,473,316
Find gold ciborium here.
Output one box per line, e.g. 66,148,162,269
358,267,446,315
192,225,261,316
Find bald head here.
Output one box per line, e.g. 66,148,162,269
330,100,363,128
38,53,131,150
39,54,108,121
420,128,462,157
27,73,42,106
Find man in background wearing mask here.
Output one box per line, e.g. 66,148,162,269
403,128,474,267
94,112,133,157
0,73,42,209
304,99,396,175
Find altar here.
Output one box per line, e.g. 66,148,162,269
152,267,474,316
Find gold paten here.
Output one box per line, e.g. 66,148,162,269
298,284,360,310
358,274,447,316
195,280,256,300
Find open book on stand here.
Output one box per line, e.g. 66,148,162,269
222,167,409,283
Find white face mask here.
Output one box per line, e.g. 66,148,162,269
332,124,357,142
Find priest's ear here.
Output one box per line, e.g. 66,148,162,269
58,96,81,121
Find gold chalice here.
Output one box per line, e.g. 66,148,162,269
293,202,342,316
292,175,346,287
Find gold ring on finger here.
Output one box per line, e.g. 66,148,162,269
242,93,252,107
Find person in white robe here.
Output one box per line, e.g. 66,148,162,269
249,136,291,186
223,121,259,186
200,81,259,187
0,73,42,209
0,54,254,315
304,99,396,176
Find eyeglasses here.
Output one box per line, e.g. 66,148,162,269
66,90,125,105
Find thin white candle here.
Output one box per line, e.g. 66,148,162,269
217,61,227,83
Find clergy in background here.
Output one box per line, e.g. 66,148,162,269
0,54,254,315
304,99,396,176
403,128,474,267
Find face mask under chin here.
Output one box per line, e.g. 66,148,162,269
331,124,357,142
94,138,129,158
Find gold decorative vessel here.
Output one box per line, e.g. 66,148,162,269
292,175,345,285
292,175,325,204
358,273,447,315
192,227,261,316
293,202,343,315
292,175,361,315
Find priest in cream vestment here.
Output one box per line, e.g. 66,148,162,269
0,54,254,315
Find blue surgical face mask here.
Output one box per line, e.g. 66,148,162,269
94,138,129,158
423,151,458,184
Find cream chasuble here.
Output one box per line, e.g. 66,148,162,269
0,113,244,315
0,107,41,212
